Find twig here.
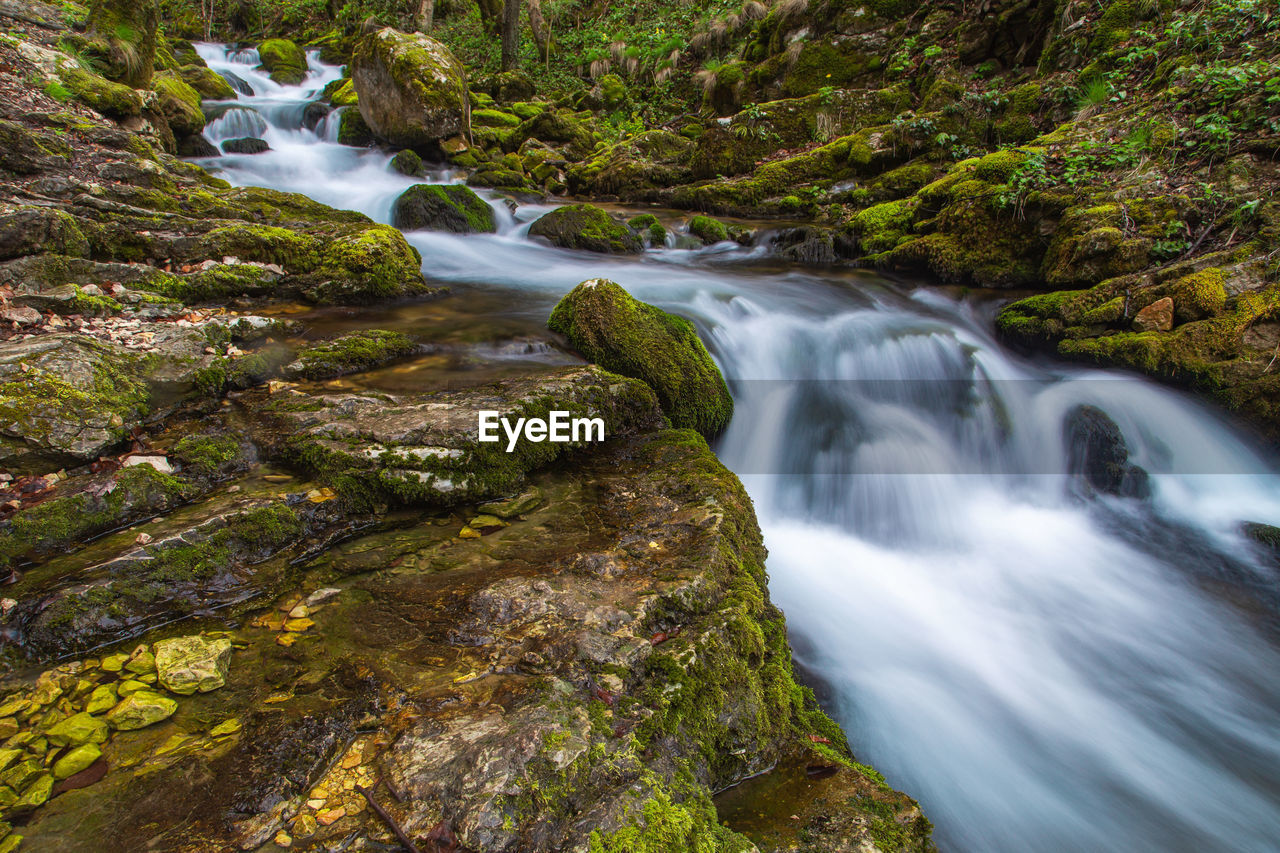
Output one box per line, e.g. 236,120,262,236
356,784,421,853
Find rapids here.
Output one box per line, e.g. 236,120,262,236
193,44,1280,853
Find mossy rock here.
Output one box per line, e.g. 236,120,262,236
392,184,496,234
548,279,733,438
472,108,522,128
257,39,307,85
688,215,730,245
58,64,144,119
350,28,469,148
285,330,419,380
178,64,236,100
629,214,667,245
337,107,374,147
327,78,358,107
389,148,423,176
529,204,641,255
151,71,205,137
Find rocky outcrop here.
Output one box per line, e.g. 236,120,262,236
528,204,642,254
391,183,496,233
549,280,734,439
350,28,469,149
9,431,930,853
256,365,665,508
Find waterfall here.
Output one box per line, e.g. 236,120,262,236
185,43,1280,852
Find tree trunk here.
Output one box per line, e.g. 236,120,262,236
500,0,520,71
477,0,502,33
527,0,549,60
415,0,433,32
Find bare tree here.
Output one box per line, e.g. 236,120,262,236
527,0,549,61
500,0,520,70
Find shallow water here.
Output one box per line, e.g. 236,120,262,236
194,46,1280,852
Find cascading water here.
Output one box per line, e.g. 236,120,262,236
193,45,1280,852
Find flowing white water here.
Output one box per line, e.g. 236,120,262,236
195,47,1280,852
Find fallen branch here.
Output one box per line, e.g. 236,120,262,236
356,784,421,853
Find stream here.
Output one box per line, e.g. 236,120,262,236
195,44,1280,853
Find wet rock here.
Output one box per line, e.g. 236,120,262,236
391,184,496,234
1063,405,1150,498
176,134,219,157
51,743,100,779
283,330,419,380
153,635,232,695
772,225,855,264
257,39,307,86
222,137,270,155
1132,296,1174,332
44,713,108,747
528,204,642,254
0,333,151,472
258,365,663,507
105,689,177,730
351,28,469,148
11,497,345,659
389,148,423,176
548,279,733,438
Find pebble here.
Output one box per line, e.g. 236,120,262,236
283,618,314,633
273,830,292,848
287,604,309,619
135,532,153,545
315,807,345,826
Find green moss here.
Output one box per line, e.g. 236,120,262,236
337,106,373,146
628,214,666,245
588,790,753,853
529,205,642,255
1166,268,1228,322
972,148,1034,183
58,64,144,119
852,199,916,255
472,108,522,128
151,71,205,136
257,38,307,84
178,64,235,100
314,225,428,302
390,148,423,176
688,215,729,244
548,280,733,438
171,433,242,478
0,465,193,567
995,289,1087,346
391,184,496,234
289,330,418,380
328,78,357,107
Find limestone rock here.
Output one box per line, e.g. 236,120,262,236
351,28,469,148
154,635,232,695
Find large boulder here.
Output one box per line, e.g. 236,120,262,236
105,690,178,730
548,280,734,439
528,204,642,255
391,184,496,233
351,28,469,149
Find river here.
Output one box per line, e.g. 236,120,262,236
194,44,1280,853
